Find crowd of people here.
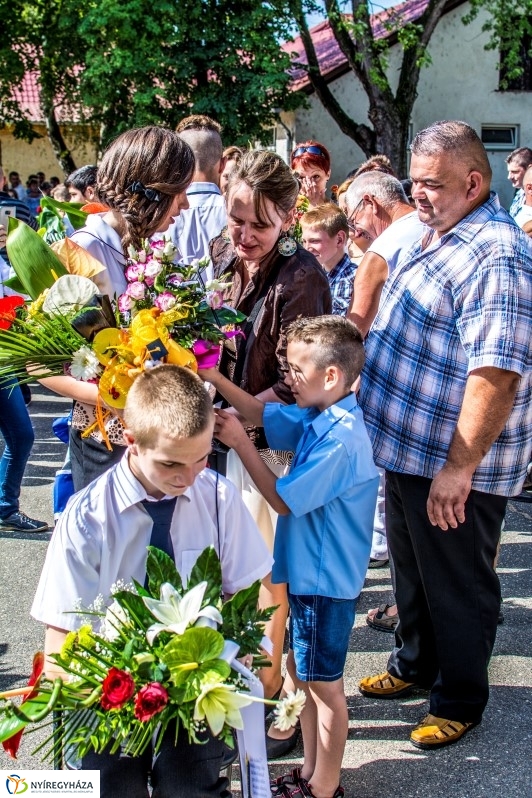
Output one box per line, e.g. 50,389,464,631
0,119,531,798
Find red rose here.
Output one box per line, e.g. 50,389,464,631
0,296,24,330
134,682,169,722
100,667,135,710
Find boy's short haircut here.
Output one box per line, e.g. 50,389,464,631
123,365,214,448
300,202,349,237
287,315,364,388
65,164,98,192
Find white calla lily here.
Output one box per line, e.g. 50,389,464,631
143,581,222,644
194,679,252,736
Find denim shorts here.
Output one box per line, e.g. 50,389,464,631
288,591,357,682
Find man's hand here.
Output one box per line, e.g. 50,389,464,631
427,463,473,530
214,408,248,451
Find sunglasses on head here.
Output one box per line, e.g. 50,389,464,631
292,145,327,159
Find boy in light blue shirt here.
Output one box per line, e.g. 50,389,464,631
200,315,379,798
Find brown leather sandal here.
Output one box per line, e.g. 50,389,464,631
366,603,398,633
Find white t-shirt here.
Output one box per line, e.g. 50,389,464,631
32,455,272,632
367,211,426,272
71,213,127,297
513,204,532,229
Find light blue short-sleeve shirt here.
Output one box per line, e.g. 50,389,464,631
263,395,379,599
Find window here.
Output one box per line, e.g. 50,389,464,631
481,125,519,151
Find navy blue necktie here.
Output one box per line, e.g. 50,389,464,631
142,497,178,561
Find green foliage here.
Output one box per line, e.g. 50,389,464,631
462,0,532,88
0,0,302,156
146,547,183,598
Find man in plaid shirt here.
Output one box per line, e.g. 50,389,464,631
358,121,532,750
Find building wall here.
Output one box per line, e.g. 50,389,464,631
289,3,532,208
0,125,99,184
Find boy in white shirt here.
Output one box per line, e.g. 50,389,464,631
32,364,272,798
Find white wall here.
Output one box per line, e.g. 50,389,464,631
288,2,532,208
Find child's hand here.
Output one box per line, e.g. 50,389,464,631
198,367,219,384
0,225,6,249
214,408,248,450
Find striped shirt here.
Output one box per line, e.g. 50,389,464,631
0,192,38,264
359,193,532,496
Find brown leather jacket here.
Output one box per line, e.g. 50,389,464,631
211,237,332,419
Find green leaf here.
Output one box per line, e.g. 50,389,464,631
146,546,183,597
0,692,54,742
2,275,26,294
6,217,68,299
39,197,89,230
187,546,222,605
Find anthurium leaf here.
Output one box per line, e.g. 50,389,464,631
187,546,222,605
146,547,183,597
6,217,69,299
161,627,225,671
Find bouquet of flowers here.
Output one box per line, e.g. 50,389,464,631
0,224,245,411
293,194,310,242
0,547,304,762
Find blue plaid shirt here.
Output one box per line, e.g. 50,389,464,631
359,193,532,496
327,253,356,316
509,188,525,219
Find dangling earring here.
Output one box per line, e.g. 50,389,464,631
277,229,297,257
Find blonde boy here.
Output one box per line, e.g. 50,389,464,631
300,203,355,316
31,365,272,798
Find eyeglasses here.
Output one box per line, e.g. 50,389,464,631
346,200,364,232
292,145,327,159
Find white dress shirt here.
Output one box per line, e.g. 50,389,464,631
168,182,227,281
32,455,272,631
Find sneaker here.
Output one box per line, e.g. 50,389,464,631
0,511,49,533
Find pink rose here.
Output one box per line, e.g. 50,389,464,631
144,275,155,287
134,682,168,722
118,293,132,312
151,239,165,249
154,291,176,311
145,259,163,279
206,290,223,310
126,281,146,300
126,263,144,282
167,273,183,286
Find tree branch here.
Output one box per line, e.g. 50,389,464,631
288,0,375,153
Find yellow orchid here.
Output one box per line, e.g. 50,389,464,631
194,677,251,736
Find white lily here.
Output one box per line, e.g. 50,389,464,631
143,581,222,645
194,678,252,736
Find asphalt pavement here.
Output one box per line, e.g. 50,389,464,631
0,384,531,797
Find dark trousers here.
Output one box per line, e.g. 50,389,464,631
81,724,231,798
0,377,34,519
385,471,507,723
69,426,124,492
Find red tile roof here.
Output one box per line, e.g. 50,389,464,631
283,0,442,93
